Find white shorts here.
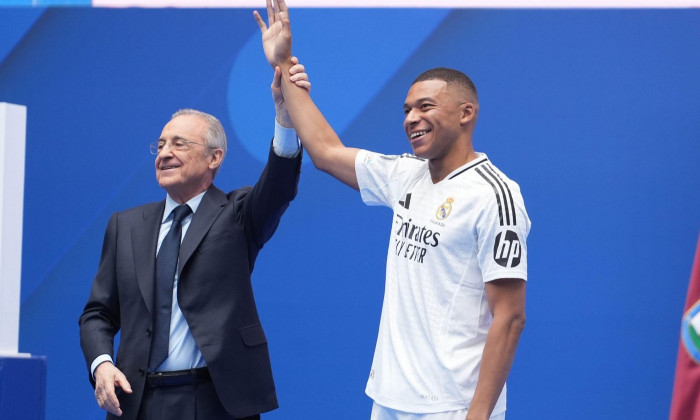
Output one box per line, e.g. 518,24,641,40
370,402,506,420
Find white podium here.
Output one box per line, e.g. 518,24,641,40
0,102,26,356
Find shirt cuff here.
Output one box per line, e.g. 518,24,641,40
273,119,301,158
91,354,114,380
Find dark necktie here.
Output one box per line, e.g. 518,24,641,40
148,204,192,372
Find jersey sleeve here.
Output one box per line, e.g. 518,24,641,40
476,179,531,283
355,150,404,208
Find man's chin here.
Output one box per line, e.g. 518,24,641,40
157,177,179,191
411,148,429,159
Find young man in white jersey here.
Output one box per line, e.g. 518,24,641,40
254,2,530,419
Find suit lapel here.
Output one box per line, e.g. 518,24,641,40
179,185,227,274
132,201,165,316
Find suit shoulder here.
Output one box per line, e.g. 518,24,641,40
227,186,253,202
112,200,164,222
118,200,162,214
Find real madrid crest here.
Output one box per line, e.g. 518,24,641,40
436,197,454,220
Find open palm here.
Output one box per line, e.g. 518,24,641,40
254,0,292,68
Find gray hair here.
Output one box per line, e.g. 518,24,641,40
171,108,228,160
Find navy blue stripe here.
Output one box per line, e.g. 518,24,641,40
448,157,489,180
484,164,516,226
481,166,511,225
475,167,504,226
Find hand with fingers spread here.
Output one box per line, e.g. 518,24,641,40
253,0,361,190
94,362,132,417
273,56,310,127
253,0,293,68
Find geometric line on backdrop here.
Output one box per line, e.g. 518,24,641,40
227,8,450,163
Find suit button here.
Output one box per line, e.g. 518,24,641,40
138,368,145,376
145,328,152,337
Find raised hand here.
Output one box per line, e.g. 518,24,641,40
253,0,292,68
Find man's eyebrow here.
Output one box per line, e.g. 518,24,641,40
157,135,189,142
404,97,436,108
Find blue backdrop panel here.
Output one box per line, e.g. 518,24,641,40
0,8,44,65
0,7,698,420
0,356,47,420
228,8,451,162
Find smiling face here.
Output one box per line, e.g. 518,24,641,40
155,114,223,204
403,79,473,161
402,78,479,182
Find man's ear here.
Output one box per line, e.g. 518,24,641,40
208,149,224,170
460,102,477,124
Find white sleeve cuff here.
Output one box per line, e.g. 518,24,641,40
91,354,114,380
273,119,301,158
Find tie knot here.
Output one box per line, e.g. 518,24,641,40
171,204,192,222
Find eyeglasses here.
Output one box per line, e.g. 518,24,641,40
149,138,206,155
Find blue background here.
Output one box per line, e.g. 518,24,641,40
1,7,699,420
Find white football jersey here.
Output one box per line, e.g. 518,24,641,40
356,150,530,414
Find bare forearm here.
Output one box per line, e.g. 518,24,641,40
279,62,336,155
467,314,525,420
278,61,359,189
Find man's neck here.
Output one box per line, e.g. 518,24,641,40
428,150,479,184
168,183,211,205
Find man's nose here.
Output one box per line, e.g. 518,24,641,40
405,108,419,125
158,144,176,157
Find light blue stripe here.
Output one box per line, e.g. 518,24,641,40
0,0,91,4
35,0,91,4
0,0,34,5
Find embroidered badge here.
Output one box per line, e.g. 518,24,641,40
436,197,454,220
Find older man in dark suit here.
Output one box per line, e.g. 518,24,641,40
79,61,310,420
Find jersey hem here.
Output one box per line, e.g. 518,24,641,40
367,391,467,414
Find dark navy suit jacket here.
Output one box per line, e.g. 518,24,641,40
79,146,301,419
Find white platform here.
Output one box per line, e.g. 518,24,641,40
0,102,27,355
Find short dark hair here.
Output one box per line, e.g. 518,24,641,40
412,67,478,100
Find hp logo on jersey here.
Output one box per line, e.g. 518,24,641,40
493,230,521,268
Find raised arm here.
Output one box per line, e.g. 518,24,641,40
254,0,360,190
272,56,309,128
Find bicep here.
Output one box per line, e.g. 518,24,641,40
318,145,361,191
484,278,526,319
